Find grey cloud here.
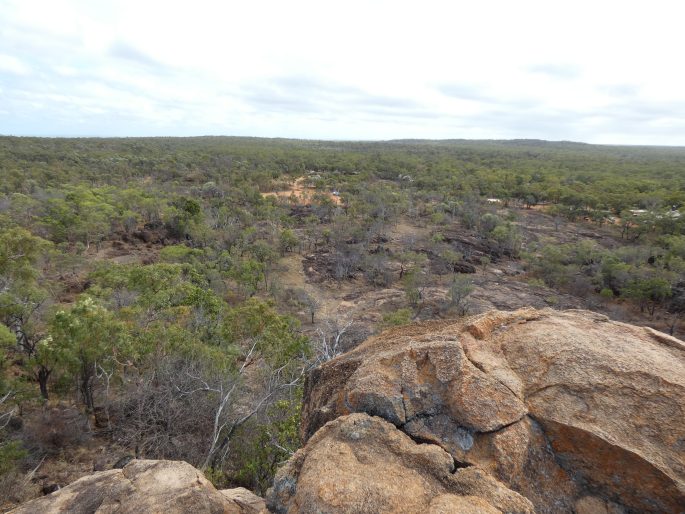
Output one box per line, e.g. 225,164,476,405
433,76,685,141
528,63,581,79
603,83,641,98
356,94,422,109
244,93,319,112
596,101,685,126
358,106,437,120
109,41,161,67
478,99,685,141
239,75,429,119
436,83,539,110
436,83,491,102
241,81,320,113
259,75,356,95
468,108,574,136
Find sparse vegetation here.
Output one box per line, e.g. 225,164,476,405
0,136,683,508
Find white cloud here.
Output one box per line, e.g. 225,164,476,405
0,54,31,76
0,0,684,143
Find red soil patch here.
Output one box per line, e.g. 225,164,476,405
262,177,342,206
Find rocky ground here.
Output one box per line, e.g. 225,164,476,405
9,459,266,514
283,207,684,351
279,308,685,513
10,206,681,512
16,308,684,513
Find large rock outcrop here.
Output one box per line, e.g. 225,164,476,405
13,308,684,513
292,308,685,513
10,459,266,514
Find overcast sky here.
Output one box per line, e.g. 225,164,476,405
1,0,684,144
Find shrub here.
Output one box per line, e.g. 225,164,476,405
381,308,413,328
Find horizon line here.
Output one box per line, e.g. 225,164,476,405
1,134,684,149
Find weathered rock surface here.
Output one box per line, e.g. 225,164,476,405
220,487,267,513
299,308,685,513
267,413,534,514
9,459,262,514
12,308,684,513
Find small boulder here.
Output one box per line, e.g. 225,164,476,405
40,483,60,495
10,459,256,514
220,487,267,513
112,454,134,469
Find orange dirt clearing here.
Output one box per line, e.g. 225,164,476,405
262,177,342,206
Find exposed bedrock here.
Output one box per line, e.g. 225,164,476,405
294,308,685,513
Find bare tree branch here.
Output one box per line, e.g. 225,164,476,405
0,391,17,430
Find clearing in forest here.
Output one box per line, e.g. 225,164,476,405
262,176,342,205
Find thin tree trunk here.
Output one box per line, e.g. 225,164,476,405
37,367,51,400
